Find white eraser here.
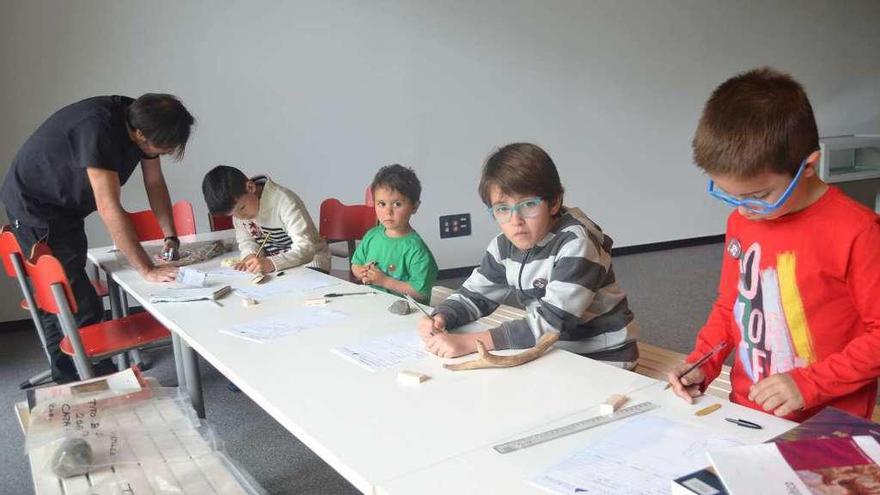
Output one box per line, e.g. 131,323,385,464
241,297,259,307
304,297,328,306
397,370,430,387
251,274,267,285
599,394,628,415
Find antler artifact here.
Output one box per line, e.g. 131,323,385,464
444,332,560,371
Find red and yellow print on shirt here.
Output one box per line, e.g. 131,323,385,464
733,241,817,383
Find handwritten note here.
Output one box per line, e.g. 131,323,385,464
531,414,745,495
220,307,349,343
332,331,428,371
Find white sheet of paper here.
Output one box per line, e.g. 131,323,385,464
331,331,428,371
234,268,338,300
176,267,208,287
204,266,253,278
149,286,224,303
220,307,349,343
531,414,745,495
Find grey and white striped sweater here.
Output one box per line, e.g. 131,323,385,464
435,207,638,365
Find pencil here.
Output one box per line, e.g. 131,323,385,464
665,341,728,390
405,294,441,336
254,233,270,257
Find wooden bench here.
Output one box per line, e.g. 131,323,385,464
431,286,880,423
431,286,730,400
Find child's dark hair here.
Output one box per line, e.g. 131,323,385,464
202,165,249,214
693,67,819,178
371,164,422,203
478,143,564,207
127,93,195,160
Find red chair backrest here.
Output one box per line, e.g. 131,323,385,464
319,199,377,242
208,213,234,232
129,200,197,241
0,225,22,278
24,249,77,315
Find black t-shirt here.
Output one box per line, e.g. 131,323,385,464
1,96,149,227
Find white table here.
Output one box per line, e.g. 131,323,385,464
87,232,795,494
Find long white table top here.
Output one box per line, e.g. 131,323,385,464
88,232,795,494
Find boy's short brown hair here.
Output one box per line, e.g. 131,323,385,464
372,164,422,204
692,67,819,178
478,143,564,206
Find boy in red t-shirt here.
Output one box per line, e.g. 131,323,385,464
667,67,880,422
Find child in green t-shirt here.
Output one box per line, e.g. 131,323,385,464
351,164,438,303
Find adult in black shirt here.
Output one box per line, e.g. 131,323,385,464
1,94,195,383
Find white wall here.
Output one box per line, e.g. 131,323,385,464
1,0,878,322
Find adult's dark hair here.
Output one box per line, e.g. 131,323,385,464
202,165,249,214
371,164,422,203
478,143,564,207
127,93,195,160
693,67,819,178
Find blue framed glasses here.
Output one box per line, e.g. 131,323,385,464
488,197,544,223
707,155,811,215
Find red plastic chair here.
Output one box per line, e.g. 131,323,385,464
129,200,197,241
25,249,171,380
0,226,54,387
208,213,234,232
319,198,377,266
1,226,108,309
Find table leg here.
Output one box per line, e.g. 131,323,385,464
180,339,205,418
172,333,186,388
107,277,123,320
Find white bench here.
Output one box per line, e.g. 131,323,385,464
16,386,264,495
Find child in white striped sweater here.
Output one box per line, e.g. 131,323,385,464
202,165,330,274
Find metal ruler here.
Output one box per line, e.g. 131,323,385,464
493,401,659,454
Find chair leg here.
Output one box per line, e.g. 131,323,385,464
115,352,130,371
10,253,52,365
51,284,95,380
19,369,52,389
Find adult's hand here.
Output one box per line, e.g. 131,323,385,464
143,265,179,282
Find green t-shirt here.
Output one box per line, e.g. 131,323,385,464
351,226,438,301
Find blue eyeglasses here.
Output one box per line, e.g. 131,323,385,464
488,197,544,223
707,155,811,215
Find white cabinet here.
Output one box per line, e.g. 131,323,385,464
818,135,880,183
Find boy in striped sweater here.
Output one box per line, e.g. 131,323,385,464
419,143,639,368
202,165,330,273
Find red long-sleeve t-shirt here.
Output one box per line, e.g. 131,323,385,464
688,187,880,422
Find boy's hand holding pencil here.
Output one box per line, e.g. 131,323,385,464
417,312,446,339
666,363,707,403
235,234,274,274
666,341,727,403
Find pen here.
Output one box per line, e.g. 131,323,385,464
324,292,373,298
725,417,762,429
665,341,728,390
